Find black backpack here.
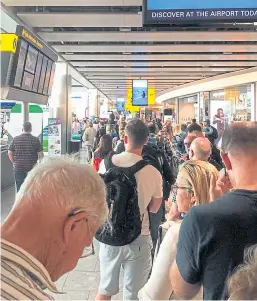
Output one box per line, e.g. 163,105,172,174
95,160,148,246
142,143,163,174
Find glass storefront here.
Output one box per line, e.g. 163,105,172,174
209,84,252,147
210,84,252,125
178,95,199,124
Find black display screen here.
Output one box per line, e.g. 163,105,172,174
14,40,28,88
38,56,48,94
21,71,34,91
32,52,43,93
48,63,56,96
24,45,38,74
43,60,52,95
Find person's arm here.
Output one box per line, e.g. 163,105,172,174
8,141,14,163
148,196,162,213
8,150,14,163
169,208,202,299
35,139,44,162
170,261,201,300
148,169,163,213
38,151,44,161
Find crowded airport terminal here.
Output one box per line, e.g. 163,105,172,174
1,0,257,300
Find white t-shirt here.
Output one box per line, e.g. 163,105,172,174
99,152,163,235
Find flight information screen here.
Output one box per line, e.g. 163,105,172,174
32,52,43,93
144,0,257,23
24,45,38,74
38,56,48,94
14,40,28,88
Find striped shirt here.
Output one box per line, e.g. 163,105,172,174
8,133,43,172
1,239,60,300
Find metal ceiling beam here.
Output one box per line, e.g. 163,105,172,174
86,75,202,79
54,44,257,53
63,54,257,61
77,67,240,72
18,13,142,28
39,31,257,43
71,61,257,67
3,0,142,6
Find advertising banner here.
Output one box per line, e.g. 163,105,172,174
48,118,61,156
144,0,257,23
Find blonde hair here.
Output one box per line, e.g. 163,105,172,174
173,124,181,136
15,156,108,227
228,244,257,300
178,160,218,205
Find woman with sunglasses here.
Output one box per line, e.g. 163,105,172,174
139,160,218,300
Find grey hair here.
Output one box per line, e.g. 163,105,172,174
221,122,257,154
228,244,257,300
15,156,108,227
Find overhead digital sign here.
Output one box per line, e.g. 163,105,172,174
144,0,257,23
132,80,148,106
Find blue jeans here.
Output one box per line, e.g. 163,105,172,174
14,171,28,192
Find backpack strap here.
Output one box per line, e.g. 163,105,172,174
128,160,148,176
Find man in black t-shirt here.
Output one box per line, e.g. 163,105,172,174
170,122,257,300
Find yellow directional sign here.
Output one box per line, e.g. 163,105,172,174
126,88,156,112
0,34,18,53
126,89,140,112
148,88,156,105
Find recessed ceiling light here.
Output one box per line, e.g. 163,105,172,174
223,52,233,55
65,52,74,55
41,28,54,32
119,27,131,32
123,52,131,55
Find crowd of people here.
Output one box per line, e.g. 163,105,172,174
2,114,257,300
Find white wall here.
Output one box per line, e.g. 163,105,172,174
178,102,195,124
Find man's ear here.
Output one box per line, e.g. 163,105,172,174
63,212,88,245
221,152,232,171
124,135,128,144
145,137,149,144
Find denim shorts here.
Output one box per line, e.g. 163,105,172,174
98,235,152,300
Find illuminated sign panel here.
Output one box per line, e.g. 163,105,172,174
144,0,257,23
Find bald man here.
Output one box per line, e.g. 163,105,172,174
189,137,212,161
189,137,221,173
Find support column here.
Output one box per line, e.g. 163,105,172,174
175,98,179,124
251,82,257,121
23,102,29,123
88,89,98,117
48,62,72,154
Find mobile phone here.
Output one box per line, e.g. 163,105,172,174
219,168,226,177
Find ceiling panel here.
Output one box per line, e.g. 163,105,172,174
78,67,241,72
86,75,203,79
71,61,257,67
18,13,142,28
54,44,257,53
3,0,142,5
39,31,257,43
90,80,186,83
63,54,257,61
